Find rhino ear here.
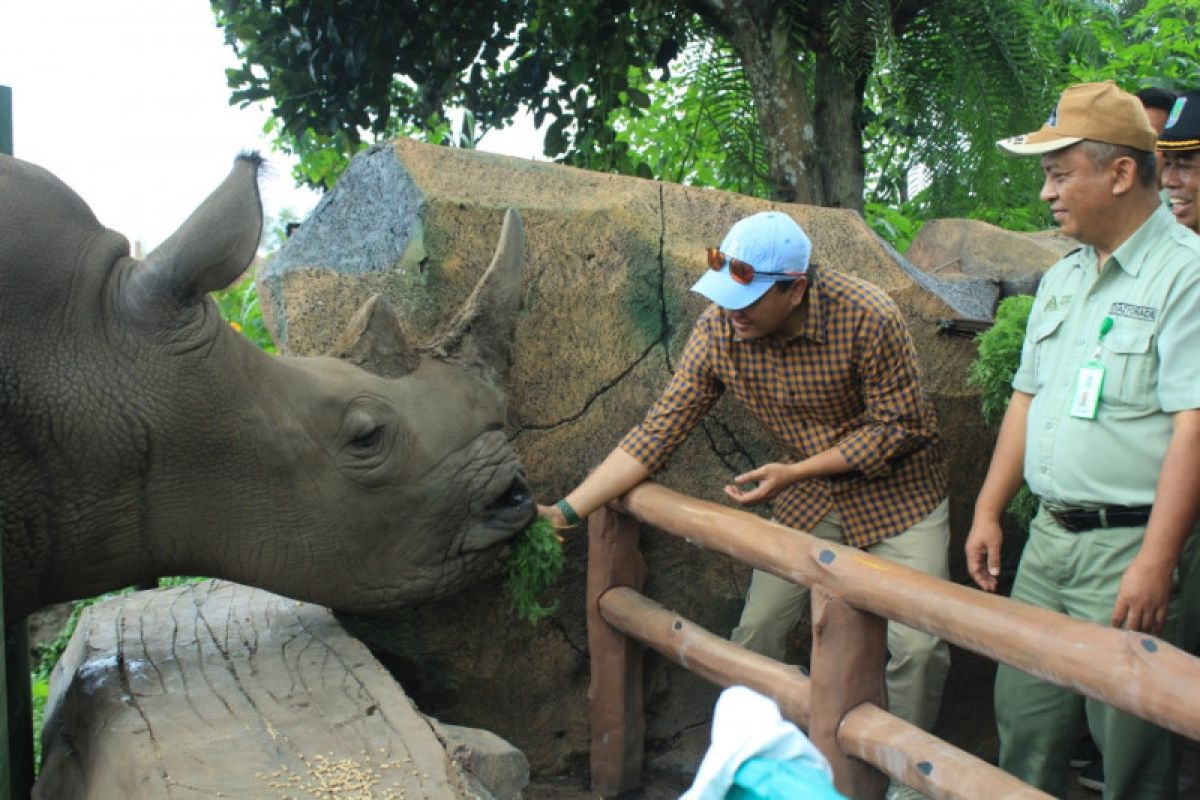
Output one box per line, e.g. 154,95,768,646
423,208,525,387
126,154,264,309
332,295,421,378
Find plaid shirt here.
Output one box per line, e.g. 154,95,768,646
619,265,948,548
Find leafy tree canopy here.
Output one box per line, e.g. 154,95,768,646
213,0,1059,213
212,0,1198,234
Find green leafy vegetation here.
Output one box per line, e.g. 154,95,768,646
505,517,566,625
212,0,1065,210
864,201,925,252
213,267,276,353
967,295,1038,527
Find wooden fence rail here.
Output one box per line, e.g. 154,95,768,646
587,481,1200,799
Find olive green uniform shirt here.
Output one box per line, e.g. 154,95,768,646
1013,204,1200,508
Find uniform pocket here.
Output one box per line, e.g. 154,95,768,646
1099,324,1155,407
1031,313,1067,390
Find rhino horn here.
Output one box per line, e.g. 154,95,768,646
332,295,421,378
126,154,264,310
423,208,525,387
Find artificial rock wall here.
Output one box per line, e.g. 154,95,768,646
260,138,1003,776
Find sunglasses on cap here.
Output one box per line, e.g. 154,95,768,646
706,247,806,286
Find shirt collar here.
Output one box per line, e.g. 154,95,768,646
791,263,825,344
1084,204,1176,278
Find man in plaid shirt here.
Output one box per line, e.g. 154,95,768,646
541,211,952,744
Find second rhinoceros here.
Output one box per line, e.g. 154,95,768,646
0,153,535,625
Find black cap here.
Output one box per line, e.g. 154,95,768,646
1136,86,1176,113
1159,90,1200,152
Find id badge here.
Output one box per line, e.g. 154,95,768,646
1069,362,1105,419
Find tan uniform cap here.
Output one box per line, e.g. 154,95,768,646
997,80,1157,155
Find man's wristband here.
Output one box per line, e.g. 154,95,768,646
555,499,582,527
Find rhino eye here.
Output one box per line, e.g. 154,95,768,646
348,425,384,452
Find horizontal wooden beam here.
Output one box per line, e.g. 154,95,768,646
598,587,1051,800
613,481,1200,741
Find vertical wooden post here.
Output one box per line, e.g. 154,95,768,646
587,505,647,797
809,583,889,799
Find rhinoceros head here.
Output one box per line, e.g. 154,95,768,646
0,153,535,623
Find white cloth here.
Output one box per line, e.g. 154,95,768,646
681,685,833,800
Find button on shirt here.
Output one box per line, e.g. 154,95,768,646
1013,204,1200,508
619,266,948,549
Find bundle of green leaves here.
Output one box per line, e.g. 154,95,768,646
505,516,566,625
967,294,1038,526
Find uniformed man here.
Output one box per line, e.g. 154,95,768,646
966,81,1200,799
1160,88,1200,235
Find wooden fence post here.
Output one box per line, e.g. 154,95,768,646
809,582,889,799
587,506,647,797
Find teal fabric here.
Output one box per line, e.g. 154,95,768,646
728,757,846,799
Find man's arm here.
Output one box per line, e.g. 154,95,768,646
723,447,852,505
1111,408,1200,634
965,390,1032,592
539,312,723,530
539,448,651,527
836,307,941,480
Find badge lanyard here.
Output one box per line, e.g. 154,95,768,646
1069,316,1113,420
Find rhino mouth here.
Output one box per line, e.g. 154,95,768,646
461,474,535,553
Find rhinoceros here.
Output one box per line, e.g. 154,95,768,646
0,153,536,625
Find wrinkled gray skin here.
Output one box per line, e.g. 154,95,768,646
0,153,535,626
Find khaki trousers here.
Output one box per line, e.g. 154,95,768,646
996,506,1198,800
730,498,952,732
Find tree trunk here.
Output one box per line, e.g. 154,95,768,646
713,1,822,204
699,0,871,209
813,50,868,211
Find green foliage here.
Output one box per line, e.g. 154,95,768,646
214,0,1070,208
968,295,1034,426
505,517,566,625
866,0,1063,221
213,267,277,354
864,201,925,252
967,294,1037,526
1048,0,1200,91
213,0,689,188
609,47,770,196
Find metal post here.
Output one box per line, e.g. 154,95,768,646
0,86,12,156
1,82,12,800
1,82,34,800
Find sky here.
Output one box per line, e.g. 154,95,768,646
0,1,544,252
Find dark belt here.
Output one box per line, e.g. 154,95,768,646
1049,505,1152,533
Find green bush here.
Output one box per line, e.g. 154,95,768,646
214,267,276,354
967,294,1038,528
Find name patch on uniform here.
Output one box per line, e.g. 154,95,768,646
1108,303,1157,322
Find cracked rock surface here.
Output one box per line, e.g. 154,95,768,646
35,581,524,799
